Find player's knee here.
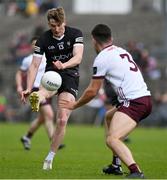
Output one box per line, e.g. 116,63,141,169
57,116,68,128
43,111,54,122
106,134,118,147
47,112,54,121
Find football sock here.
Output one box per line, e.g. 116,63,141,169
26,132,33,139
45,151,55,161
128,163,141,173
112,155,121,166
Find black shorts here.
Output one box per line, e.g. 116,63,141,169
104,79,120,107
57,73,79,98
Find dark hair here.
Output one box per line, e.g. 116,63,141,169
47,7,65,24
91,24,112,44
30,36,39,43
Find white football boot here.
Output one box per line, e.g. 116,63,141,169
43,160,53,170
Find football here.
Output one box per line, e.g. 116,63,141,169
41,71,62,91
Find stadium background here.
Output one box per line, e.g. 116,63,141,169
0,0,167,126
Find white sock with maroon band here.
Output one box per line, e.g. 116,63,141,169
45,151,55,161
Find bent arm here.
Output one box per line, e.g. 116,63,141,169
63,44,84,68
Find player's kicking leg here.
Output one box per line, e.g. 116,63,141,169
29,92,40,112
29,87,55,112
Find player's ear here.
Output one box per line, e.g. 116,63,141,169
91,36,96,44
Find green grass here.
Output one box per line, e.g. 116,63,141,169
0,123,167,179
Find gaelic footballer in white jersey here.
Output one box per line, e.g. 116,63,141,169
92,45,151,103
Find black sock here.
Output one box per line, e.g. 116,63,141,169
26,132,33,139
112,155,121,166
128,163,140,173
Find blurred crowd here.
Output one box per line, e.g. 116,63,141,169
126,40,161,81
1,0,58,17
8,24,45,65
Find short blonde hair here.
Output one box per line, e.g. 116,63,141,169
47,7,65,24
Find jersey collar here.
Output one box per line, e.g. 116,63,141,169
102,44,113,50
53,34,64,40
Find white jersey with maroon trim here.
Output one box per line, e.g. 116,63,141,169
20,54,46,88
92,45,150,102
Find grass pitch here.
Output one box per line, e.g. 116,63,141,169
0,123,167,179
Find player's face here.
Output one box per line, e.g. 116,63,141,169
48,19,65,38
30,39,37,52
31,40,37,50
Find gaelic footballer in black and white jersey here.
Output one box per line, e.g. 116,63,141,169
34,26,83,77
33,26,84,97
21,7,84,171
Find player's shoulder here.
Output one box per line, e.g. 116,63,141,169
96,45,119,62
104,45,128,56
43,29,51,35
94,51,105,65
65,26,83,35
39,30,52,40
22,54,33,63
20,54,33,69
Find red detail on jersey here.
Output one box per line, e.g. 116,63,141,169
92,76,105,79
107,46,114,51
120,53,138,72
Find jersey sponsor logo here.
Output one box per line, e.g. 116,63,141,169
75,37,83,43
57,42,64,50
93,67,97,75
52,52,72,61
67,41,71,46
48,45,55,50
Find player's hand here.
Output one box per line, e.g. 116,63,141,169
21,89,31,103
17,86,23,98
59,99,76,110
52,61,65,70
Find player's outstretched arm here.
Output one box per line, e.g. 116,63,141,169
60,78,103,109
